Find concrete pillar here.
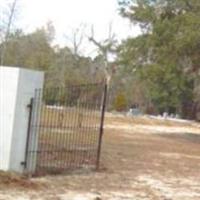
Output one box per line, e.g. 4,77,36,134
0,66,44,173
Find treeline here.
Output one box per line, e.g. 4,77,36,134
0,24,105,87
1,0,200,120
116,0,200,120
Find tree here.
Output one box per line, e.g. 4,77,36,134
88,24,118,86
118,0,200,118
64,24,87,69
0,0,18,65
2,26,55,71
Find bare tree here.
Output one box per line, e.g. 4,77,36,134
0,0,18,65
88,23,117,86
65,24,86,66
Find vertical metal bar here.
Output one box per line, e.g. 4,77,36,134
58,87,66,170
28,90,38,175
55,87,62,170
66,86,76,169
43,88,52,172
88,85,97,167
79,85,90,167
46,88,57,171
96,83,107,170
61,88,70,170
71,86,81,169
93,85,102,166
23,98,34,169
34,89,43,174
62,88,70,169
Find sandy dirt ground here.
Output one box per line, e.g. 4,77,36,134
0,114,200,200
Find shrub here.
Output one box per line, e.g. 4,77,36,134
113,93,127,111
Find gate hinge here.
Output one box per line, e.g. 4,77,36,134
27,98,34,109
21,161,26,166
27,104,32,109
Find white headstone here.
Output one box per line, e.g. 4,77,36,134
0,66,44,173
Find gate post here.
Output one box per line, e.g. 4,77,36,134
0,66,44,174
96,83,107,170
25,89,43,175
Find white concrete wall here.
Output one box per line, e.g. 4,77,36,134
0,67,19,171
0,66,44,173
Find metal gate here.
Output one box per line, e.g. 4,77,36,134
25,83,107,175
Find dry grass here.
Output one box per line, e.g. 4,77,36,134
34,106,102,174
0,113,200,199
105,112,197,127
40,106,101,128
0,171,44,190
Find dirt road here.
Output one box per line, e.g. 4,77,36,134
0,114,200,199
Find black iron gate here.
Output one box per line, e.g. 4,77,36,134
25,83,107,175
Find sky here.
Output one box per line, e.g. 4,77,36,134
1,0,141,56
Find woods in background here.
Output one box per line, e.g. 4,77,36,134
117,0,200,119
1,0,200,120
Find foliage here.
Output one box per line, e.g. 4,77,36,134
118,0,200,119
113,93,128,111
1,28,55,71
2,0,200,118
0,24,106,89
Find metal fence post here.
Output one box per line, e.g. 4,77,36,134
96,83,107,170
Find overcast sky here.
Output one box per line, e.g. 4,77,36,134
1,0,141,56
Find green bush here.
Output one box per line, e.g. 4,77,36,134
113,93,127,111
